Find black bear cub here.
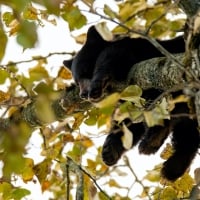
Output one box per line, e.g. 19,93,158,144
63,25,199,181
63,26,185,101
63,26,110,99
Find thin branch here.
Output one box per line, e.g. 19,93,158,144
0,51,75,68
66,160,70,200
123,155,153,200
79,166,112,200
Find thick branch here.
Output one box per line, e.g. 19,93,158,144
128,54,185,90
176,0,200,17
1,53,197,129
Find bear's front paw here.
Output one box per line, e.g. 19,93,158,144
102,133,125,166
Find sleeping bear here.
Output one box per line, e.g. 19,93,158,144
63,25,200,181
63,26,110,99
63,26,185,101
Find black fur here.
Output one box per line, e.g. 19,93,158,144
102,119,145,166
63,26,185,100
63,26,109,98
161,103,199,180
89,36,185,101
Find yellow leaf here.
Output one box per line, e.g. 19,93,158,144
74,32,87,44
23,5,38,20
22,158,35,182
0,27,8,61
145,164,162,182
160,143,173,160
58,66,72,79
86,159,97,172
0,90,10,103
9,19,20,36
173,173,194,193
29,64,49,80
95,22,114,41
121,123,133,149
0,69,9,84
72,113,85,130
42,180,51,192
95,93,120,108
33,159,51,183
169,94,189,111
119,1,147,20
83,175,97,200
76,135,94,148
108,179,121,188
160,186,177,200
144,98,169,127
63,133,74,143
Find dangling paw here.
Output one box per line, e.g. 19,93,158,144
102,132,125,166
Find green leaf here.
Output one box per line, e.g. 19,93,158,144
11,0,28,11
120,85,144,107
43,0,61,15
0,69,9,84
2,12,15,27
3,153,26,178
104,5,117,19
84,108,99,126
29,65,49,81
0,182,12,195
33,82,53,94
144,6,165,25
95,93,120,108
0,27,8,61
62,6,87,30
121,85,142,98
35,95,56,123
17,20,37,48
12,188,31,200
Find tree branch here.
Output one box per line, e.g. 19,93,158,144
1,52,198,130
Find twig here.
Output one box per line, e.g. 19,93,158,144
66,160,70,200
79,166,112,200
123,155,153,200
0,51,75,68
66,156,111,200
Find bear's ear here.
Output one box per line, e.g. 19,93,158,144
85,25,105,43
63,59,73,70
